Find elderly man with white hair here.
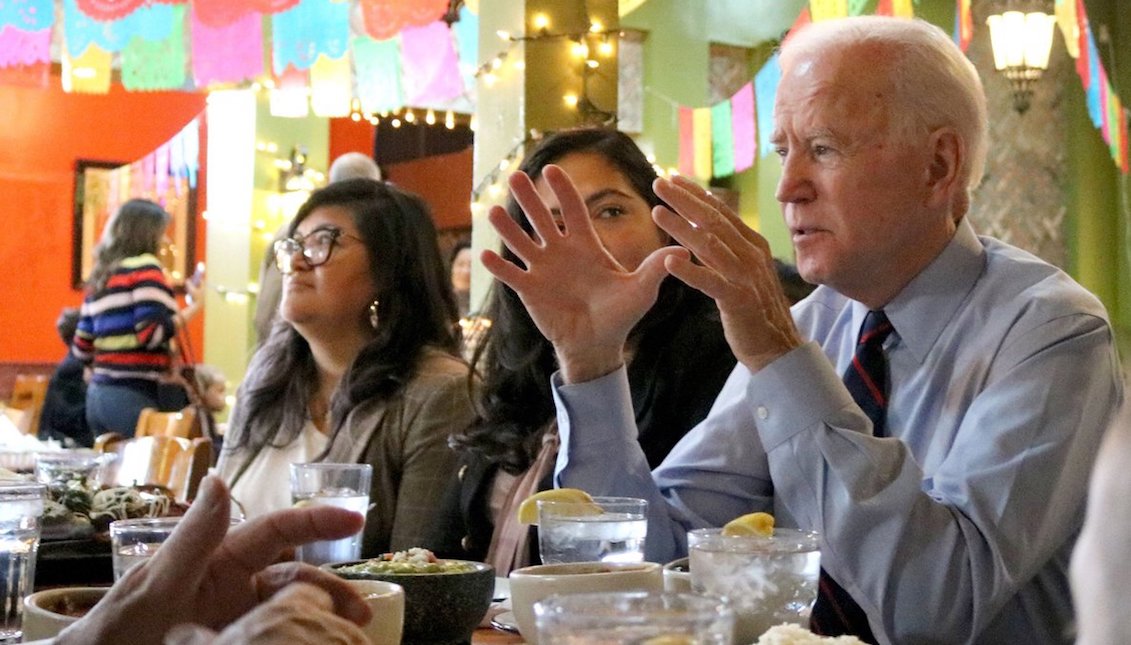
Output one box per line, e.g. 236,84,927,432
482,15,1123,645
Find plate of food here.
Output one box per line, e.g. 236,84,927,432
40,478,189,542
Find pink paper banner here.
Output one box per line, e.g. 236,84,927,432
155,142,170,200
730,82,755,173
360,0,448,40
400,21,464,105
678,107,694,176
191,8,263,86
0,25,50,67
75,0,144,22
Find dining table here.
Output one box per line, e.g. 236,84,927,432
472,627,524,644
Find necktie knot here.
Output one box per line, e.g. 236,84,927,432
857,310,893,348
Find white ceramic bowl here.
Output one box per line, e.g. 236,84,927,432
663,556,691,594
509,561,662,644
23,586,108,640
345,580,405,645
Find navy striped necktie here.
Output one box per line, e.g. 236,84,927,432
809,310,893,643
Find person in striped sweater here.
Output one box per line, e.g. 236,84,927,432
72,199,202,437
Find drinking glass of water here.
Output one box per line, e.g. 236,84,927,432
110,517,181,581
534,591,735,644
0,482,47,644
537,496,647,564
688,527,820,644
289,463,372,565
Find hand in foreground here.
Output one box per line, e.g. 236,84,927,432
653,176,802,371
482,166,683,383
56,476,371,645
163,583,367,645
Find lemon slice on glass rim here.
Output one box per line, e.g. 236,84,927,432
721,511,775,537
516,488,603,525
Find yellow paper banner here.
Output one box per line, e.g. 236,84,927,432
310,54,352,118
62,43,111,94
1055,0,1080,59
809,0,847,22
692,107,712,181
619,0,648,17
892,0,913,18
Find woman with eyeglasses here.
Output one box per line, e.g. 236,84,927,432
217,178,474,556
73,199,204,437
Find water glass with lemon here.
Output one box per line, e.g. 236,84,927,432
688,513,820,644
518,489,648,564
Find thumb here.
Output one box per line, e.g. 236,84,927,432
636,246,688,289
147,476,231,586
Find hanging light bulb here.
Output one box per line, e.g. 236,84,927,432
532,13,550,32
392,118,402,128
445,110,456,129
563,93,579,108
426,109,436,125
405,109,416,123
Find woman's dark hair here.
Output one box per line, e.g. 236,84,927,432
452,127,689,473
228,178,460,464
87,199,170,292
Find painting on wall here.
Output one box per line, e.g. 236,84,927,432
71,159,198,290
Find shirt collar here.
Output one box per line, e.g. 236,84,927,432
854,218,986,364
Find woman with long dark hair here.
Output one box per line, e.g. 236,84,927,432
427,129,737,571
73,199,203,437
218,178,474,556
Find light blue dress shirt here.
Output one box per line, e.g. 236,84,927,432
553,219,1123,644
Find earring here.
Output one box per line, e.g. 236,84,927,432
368,299,380,330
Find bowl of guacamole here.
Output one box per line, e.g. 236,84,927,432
325,548,494,644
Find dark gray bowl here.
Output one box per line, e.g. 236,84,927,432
324,559,494,644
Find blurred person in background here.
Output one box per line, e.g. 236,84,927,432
449,238,473,318
219,178,474,556
39,307,93,447
73,199,203,438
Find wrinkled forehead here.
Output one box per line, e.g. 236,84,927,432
773,44,894,133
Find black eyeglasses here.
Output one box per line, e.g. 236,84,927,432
274,227,362,274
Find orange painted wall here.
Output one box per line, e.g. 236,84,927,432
0,82,207,363
329,117,472,232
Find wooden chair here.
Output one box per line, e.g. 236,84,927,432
96,434,213,502
134,407,201,439
8,374,49,436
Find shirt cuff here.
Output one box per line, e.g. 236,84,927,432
551,366,637,450
745,342,862,451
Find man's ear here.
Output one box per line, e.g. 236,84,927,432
925,127,963,210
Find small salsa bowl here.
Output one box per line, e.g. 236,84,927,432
23,586,109,640
323,552,494,645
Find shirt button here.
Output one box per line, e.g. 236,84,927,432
757,405,769,420
461,535,473,551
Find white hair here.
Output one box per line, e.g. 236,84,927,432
780,16,988,196
328,152,382,183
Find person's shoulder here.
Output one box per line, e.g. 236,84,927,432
979,236,1109,321
403,348,474,398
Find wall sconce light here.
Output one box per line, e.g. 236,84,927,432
986,2,1057,114
279,145,317,193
